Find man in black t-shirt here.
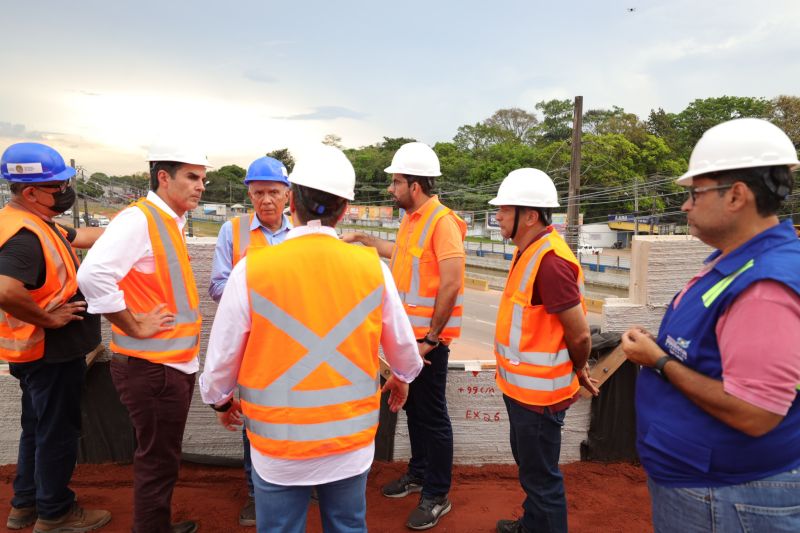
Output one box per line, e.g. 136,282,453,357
0,142,110,532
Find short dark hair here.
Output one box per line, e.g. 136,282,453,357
291,183,347,227
402,174,434,196
707,165,794,217
149,161,182,192
9,182,27,195
517,206,552,226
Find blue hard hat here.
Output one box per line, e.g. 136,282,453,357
1,142,76,183
244,156,290,185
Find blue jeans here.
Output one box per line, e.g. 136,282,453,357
404,343,453,498
253,469,368,533
503,394,568,533
9,357,86,519
648,469,800,533
243,428,254,497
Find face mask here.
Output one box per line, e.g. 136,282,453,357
49,185,76,213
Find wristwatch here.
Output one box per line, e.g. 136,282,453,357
210,399,233,413
652,355,674,382
417,334,440,347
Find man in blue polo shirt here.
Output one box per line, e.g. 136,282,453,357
622,118,800,532
206,155,290,527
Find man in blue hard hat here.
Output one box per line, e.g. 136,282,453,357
0,142,110,532
203,155,291,527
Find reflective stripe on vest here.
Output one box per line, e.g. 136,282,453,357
0,206,79,362
239,285,383,441
496,365,576,391
702,259,755,308
110,201,199,357
493,231,582,403
394,205,442,306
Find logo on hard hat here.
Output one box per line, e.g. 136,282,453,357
15,165,23,173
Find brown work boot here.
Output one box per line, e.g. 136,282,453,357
33,503,110,533
7,505,37,529
239,496,256,527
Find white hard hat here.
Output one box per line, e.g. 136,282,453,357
147,139,211,167
289,144,356,200
385,142,441,177
489,168,560,208
677,118,800,186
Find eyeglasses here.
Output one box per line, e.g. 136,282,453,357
35,181,70,193
686,184,733,204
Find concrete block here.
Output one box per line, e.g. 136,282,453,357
393,369,589,465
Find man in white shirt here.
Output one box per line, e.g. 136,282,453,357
200,145,422,533
77,141,209,533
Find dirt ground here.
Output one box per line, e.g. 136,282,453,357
0,460,651,532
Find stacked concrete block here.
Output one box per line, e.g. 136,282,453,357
602,235,712,333
393,368,590,465
181,238,245,462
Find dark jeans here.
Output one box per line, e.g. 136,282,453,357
404,343,453,498
504,394,568,533
9,357,86,519
110,355,195,533
243,427,254,497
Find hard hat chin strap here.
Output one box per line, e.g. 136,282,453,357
510,206,521,240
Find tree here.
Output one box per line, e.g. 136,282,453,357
322,133,343,149
584,106,647,144
483,108,539,143
535,99,574,143
266,148,295,172
204,164,247,204
674,96,773,155
453,123,511,151
771,95,800,148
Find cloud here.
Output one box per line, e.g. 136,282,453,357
0,121,44,140
244,69,279,84
277,106,367,121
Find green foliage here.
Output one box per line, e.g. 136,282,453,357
266,148,295,172
204,164,247,204
535,99,574,143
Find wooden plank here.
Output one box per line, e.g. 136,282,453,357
579,344,628,399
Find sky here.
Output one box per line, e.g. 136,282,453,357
1,0,798,175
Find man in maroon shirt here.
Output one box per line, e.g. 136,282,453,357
489,168,598,533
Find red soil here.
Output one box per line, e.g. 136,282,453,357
0,460,651,532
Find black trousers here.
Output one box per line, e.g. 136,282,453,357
10,357,86,519
403,343,453,498
110,355,195,533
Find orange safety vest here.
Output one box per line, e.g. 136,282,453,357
0,205,79,362
494,229,585,406
110,199,201,363
390,196,466,339
238,234,385,460
231,214,269,267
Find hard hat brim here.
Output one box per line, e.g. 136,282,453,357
244,177,291,186
384,164,441,177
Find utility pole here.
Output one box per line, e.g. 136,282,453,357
70,159,80,229
81,167,89,225
634,180,639,237
566,95,583,253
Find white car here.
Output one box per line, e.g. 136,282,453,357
95,215,110,227
578,246,603,255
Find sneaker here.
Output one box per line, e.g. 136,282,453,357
171,520,198,533
33,503,110,533
496,518,526,533
7,506,37,530
405,495,451,530
239,496,256,527
382,473,424,498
